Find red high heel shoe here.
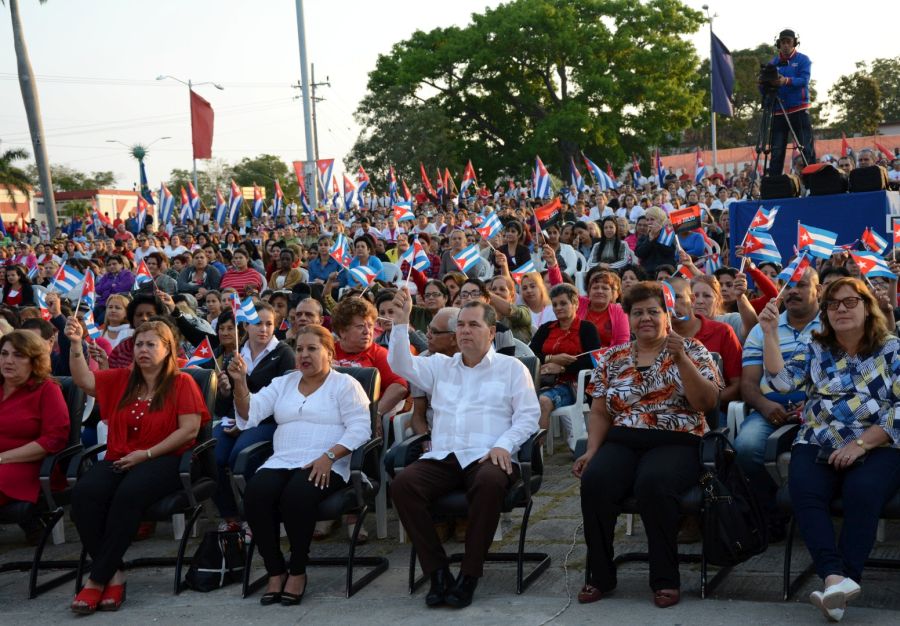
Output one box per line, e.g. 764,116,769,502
71,587,104,614
99,583,127,611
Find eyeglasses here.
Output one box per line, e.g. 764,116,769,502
426,325,454,336
458,290,481,300
824,296,863,311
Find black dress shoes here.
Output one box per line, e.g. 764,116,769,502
425,566,454,607
445,574,479,609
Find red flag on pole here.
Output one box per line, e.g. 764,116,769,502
840,132,850,158
190,90,214,159
419,163,436,198
875,141,895,162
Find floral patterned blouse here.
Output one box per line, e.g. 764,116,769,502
766,337,900,449
591,338,723,436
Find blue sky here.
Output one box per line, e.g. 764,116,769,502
1,0,895,190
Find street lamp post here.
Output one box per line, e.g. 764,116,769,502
703,4,718,170
106,136,170,201
155,75,224,191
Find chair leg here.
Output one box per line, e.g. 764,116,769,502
173,505,203,595
22,508,79,599
241,538,268,598
408,544,418,593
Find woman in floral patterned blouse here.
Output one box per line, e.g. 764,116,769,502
572,281,722,609
759,277,900,622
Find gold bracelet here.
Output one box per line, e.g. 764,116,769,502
234,390,250,401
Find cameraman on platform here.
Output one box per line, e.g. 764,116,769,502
761,29,815,177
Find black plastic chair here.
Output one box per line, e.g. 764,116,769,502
230,366,389,598
70,367,218,595
765,423,900,600
385,355,551,595
0,376,85,598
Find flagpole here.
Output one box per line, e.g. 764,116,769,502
705,5,718,170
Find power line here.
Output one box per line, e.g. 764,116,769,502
0,72,297,89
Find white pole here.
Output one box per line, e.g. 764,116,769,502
294,0,317,208
705,5,718,171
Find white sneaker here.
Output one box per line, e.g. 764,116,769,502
822,578,861,610
810,590,845,622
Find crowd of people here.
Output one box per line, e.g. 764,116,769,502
0,144,899,622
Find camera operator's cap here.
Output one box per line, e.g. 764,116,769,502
778,29,798,42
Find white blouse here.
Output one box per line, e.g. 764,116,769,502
236,369,372,480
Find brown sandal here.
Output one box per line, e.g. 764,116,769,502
578,584,603,604
653,588,680,608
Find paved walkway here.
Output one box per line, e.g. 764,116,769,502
2,446,898,624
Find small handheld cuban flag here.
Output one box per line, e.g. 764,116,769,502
133,259,153,288
674,264,699,279
861,227,889,256
50,264,86,295
82,309,103,340
660,281,690,321
185,337,215,367
399,239,431,272
279,318,290,332
511,259,536,284
452,244,481,273
849,251,896,279
797,223,838,260
393,202,415,222
136,196,149,232
743,229,782,265
35,289,51,321
272,179,284,218
329,234,352,267
476,211,502,240
657,224,675,247
348,265,377,287
777,252,812,287
229,293,260,325
80,269,97,310
893,222,900,248
27,265,39,281
703,253,723,275
252,183,264,219
589,348,607,368
748,206,779,231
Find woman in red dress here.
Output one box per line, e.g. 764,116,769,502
65,319,210,614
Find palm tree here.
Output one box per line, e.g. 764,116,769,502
4,0,58,233
0,144,33,210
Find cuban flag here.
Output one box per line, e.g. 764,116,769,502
861,227,889,256
188,182,200,214
778,252,812,287
797,223,838,260
331,177,340,208
348,265,377,287
228,180,243,225
655,149,667,188
849,251,896,279
694,148,706,184
178,186,193,223
460,160,477,195
35,289,51,321
316,159,335,199
582,154,617,190
272,179,284,218
419,163,436,199
50,264,85,295
133,259,153,288
399,239,431,272
343,173,357,209
136,195,149,232
357,166,370,206
660,281,690,321
511,259,536,284
533,156,551,199
435,168,445,204
388,166,398,202
82,309,102,340
251,183,264,219
401,179,412,202
452,244,481,273
229,293,260,325
748,206,779,231
477,211,502,240
186,337,215,367
743,229,782,265
214,188,228,227
570,157,586,192
80,269,97,310
632,154,642,187
393,201,415,222
158,183,175,227
297,175,312,216
703,253,723,274
675,264,699,279
657,224,675,247
329,233,352,267
589,348,607,368
27,265,39,281
279,319,290,332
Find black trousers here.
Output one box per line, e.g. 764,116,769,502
580,431,700,592
768,109,815,177
71,457,182,584
244,467,346,576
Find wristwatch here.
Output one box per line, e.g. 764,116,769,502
324,450,336,461
855,438,869,451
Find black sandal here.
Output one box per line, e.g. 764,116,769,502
281,575,307,606
260,575,286,606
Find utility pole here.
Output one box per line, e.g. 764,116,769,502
703,4,719,170
310,63,330,164
294,0,317,207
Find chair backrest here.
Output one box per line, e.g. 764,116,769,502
512,338,535,358
573,249,588,273
55,376,86,447
474,256,494,279
381,262,401,284
707,352,724,430
516,356,540,390
180,368,219,480
334,366,382,479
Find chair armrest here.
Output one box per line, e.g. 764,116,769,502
178,438,218,507
38,444,83,509
350,437,382,509
516,429,547,502
385,433,430,478
349,437,383,472
764,424,800,485
67,443,107,485
232,440,274,483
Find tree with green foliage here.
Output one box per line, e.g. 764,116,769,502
866,57,900,123
828,72,883,136
167,168,213,207
25,163,116,191
0,144,32,209
350,0,704,183
230,154,291,200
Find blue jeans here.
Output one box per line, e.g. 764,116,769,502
212,421,277,519
734,410,778,516
540,383,575,410
789,444,900,582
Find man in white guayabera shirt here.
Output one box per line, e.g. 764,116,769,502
387,289,539,609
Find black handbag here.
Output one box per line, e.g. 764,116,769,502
185,530,246,592
698,431,768,567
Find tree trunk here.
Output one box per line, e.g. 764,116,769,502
10,0,58,235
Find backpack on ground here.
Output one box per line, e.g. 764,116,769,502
185,530,246,592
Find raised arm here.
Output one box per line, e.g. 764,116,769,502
64,317,95,397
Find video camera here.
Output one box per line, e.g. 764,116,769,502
758,62,782,93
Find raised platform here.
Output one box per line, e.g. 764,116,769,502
729,190,900,267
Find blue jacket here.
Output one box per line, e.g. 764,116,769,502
677,231,706,257
770,49,811,114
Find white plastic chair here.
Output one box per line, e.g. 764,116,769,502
381,262,402,284
473,256,494,279
726,401,748,444
512,338,535,358
574,271,587,296
547,369,593,455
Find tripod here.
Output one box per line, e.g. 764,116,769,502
753,89,809,177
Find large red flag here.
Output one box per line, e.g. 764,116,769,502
190,90,214,159
840,132,850,158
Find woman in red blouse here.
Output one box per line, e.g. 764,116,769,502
65,319,210,614
0,331,69,510
2,264,36,308
218,248,264,297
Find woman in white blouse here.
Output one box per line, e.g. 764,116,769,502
228,324,371,607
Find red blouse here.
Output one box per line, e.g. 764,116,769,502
0,379,69,503
333,342,408,396
93,369,210,462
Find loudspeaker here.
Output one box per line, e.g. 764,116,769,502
849,165,889,193
801,163,848,196
760,174,802,200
